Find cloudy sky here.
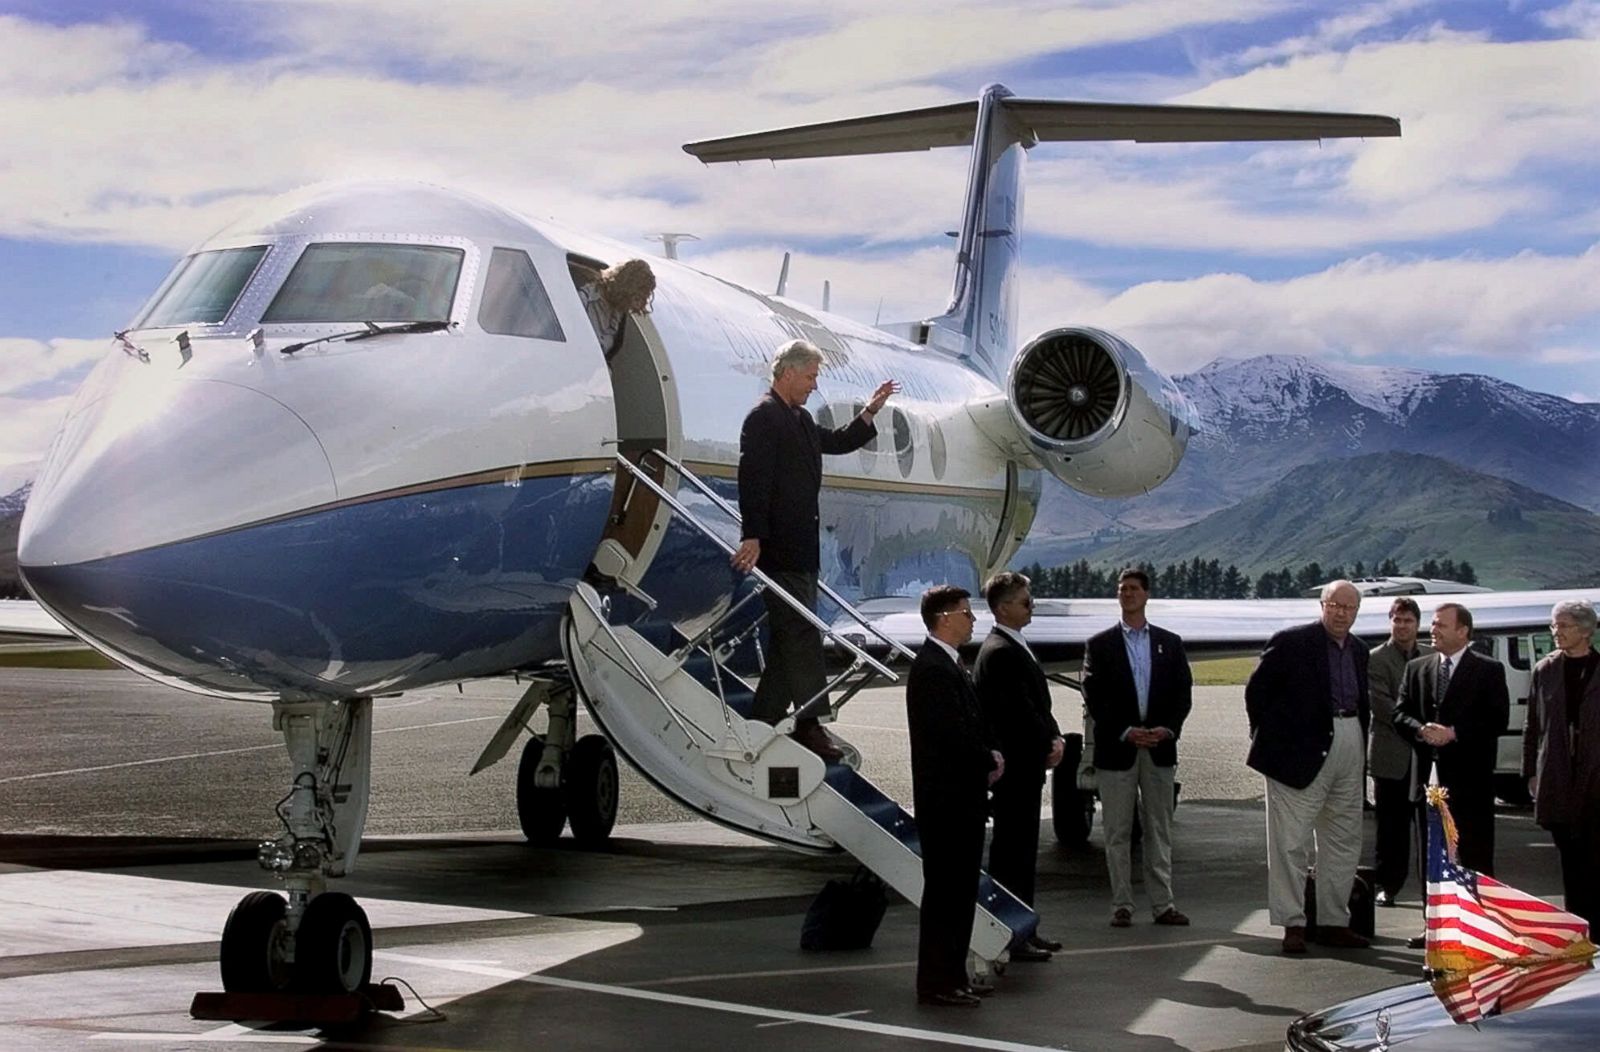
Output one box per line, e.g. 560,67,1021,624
2,0,1597,493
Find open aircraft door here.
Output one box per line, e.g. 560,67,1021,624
570,258,683,594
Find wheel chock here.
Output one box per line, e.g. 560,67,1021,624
190,982,405,1024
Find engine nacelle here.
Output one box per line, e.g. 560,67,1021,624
968,327,1197,497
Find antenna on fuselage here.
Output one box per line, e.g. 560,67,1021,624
775,251,791,296
645,232,699,260
822,280,831,312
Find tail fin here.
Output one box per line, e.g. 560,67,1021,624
685,86,1398,382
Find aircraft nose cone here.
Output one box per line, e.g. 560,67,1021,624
19,377,336,569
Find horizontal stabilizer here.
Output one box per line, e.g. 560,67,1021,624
684,98,1399,163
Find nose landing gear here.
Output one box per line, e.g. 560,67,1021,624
201,698,393,1021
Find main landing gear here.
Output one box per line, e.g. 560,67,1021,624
216,699,377,999
514,677,619,847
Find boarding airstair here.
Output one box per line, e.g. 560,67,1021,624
562,450,1037,963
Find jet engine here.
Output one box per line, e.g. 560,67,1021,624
968,327,1196,497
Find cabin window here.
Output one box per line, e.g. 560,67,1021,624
478,248,566,341
891,408,914,477
262,243,463,323
136,246,269,328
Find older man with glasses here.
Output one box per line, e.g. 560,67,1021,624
1245,579,1371,955
1523,600,1600,925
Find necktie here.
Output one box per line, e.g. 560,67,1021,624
1436,656,1453,699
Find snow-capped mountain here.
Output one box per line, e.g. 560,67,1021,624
0,482,30,519
1024,355,1600,552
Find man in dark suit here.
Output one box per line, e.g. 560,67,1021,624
907,584,1003,1007
974,570,1064,959
1245,579,1371,955
1524,600,1600,925
1395,602,1509,876
1082,568,1193,928
1367,597,1432,906
731,339,896,761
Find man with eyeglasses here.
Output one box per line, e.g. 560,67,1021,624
907,585,1004,1007
1523,600,1598,924
974,571,1064,960
1245,579,1371,955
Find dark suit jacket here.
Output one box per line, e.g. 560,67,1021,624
974,629,1061,789
1395,648,1509,797
1082,622,1193,770
736,390,874,573
1245,621,1370,790
907,641,997,819
1523,650,1600,830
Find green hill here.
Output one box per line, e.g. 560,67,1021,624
1084,452,1600,590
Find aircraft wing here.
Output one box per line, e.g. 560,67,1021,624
832,589,1596,668
0,598,78,640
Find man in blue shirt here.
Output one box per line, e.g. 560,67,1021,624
1082,568,1193,929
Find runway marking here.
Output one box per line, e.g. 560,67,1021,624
631,936,1256,988
757,1008,871,1028
378,951,1074,1051
91,1023,318,1043
0,716,499,783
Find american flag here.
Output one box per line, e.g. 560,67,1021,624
1423,785,1595,977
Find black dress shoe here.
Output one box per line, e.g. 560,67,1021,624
1407,933,1428,949
1375,889,1396,908
1029,934,1064,952
918,989,981,1007
966,978,996,997
1011,943,1052,962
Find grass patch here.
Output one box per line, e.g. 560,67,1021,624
0,648,120,670
1190,655,1258,686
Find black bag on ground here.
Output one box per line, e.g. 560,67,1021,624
1305,864,1376,938
801,868,888,950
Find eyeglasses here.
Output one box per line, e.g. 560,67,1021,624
1551,622,1580,632
1322,602,1358,613
939,609,977,619
1008,596,1034,608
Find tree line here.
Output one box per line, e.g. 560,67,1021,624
1021,556,1478,600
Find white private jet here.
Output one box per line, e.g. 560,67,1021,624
11,83,1451,1000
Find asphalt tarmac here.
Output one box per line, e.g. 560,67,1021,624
0,668,1570,1051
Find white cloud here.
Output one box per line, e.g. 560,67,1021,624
0,8,1594,264
1568,391,1597,403
0,15,189,94
1229,0,1439,67
1539,1,1600,38
1179,36,1600,205
0,393,74,485
1078,244,1600,373
0,338,109,396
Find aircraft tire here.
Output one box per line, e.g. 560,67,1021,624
293,892,373,995
564,734,619,847
219,891,292,993
517,735,568,844
1051,734,1094,847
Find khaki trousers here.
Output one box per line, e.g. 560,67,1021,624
1264,718,1364,929
1100,750,1177,917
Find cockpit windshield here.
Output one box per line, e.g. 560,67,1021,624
262,243,463,324
135,246,268,328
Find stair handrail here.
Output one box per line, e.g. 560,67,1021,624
612,453,900,684
571,584,717,745
637,448,918,663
